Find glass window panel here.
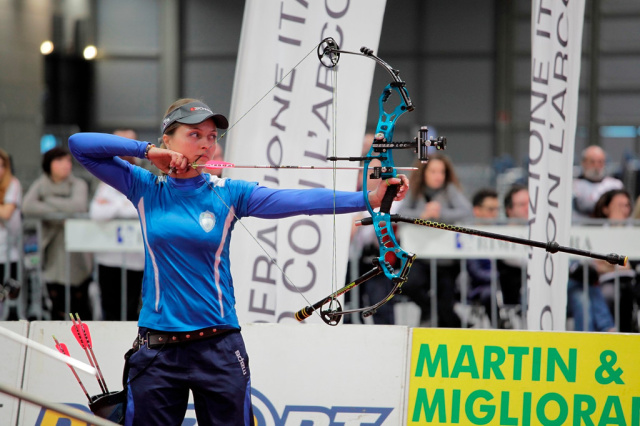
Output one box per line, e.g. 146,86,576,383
599,94,640,124
183,0,244,56
601,0,640,14
95,60,159,126
436,129,494,165
600,18,640,51
421,59,494,126
421,0,494,54
183,60,237,116
514,56,531,89
599,56,640,89
97,0,159,54
600,137,636,168
378,2,419,54
514,17,531,54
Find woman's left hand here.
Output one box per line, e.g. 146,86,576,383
368,174,410,209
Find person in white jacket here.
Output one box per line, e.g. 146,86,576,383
89,129,145,320
573,145,624,220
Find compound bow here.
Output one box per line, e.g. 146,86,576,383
294,37,446,325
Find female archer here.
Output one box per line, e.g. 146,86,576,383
69,97,409,425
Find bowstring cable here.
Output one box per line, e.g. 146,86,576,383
330,65,339,311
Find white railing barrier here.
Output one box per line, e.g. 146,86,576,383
398,224,640,330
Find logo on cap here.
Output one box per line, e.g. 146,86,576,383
190,106,212,113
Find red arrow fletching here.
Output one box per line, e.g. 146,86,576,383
79,323,92,348
71,325,88,349
55,342,71,356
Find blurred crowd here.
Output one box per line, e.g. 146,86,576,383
1,133,639,332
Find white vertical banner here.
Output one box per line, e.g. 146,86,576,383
527,0,585,330
226,1,387,323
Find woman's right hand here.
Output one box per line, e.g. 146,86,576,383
146,146,189,175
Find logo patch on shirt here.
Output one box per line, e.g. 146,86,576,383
199,211,216,233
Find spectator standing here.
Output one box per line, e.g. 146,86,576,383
23,147,92,320
0,149,22,280
398,153,473,327
466,188,500,319
0,149,22,317
90,129,145,320
590,189,635,332
496,184,528,307
567,260,616,332
573,146,624,220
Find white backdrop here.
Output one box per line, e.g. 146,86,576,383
527,0,585,330
226,0,387,324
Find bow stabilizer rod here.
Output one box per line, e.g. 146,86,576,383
357,215,628,267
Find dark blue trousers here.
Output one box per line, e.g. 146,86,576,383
125,328,253,425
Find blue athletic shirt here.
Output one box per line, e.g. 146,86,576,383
69,133,367,331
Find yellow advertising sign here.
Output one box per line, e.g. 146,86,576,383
408,328,640,425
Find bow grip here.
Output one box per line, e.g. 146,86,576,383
380,183,400,213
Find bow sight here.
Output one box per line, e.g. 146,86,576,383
327,128,447,179
319,36,447,169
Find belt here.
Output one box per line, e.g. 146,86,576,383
139,327,234,349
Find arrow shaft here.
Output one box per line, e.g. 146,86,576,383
53,337,91,402
195,164,417,171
